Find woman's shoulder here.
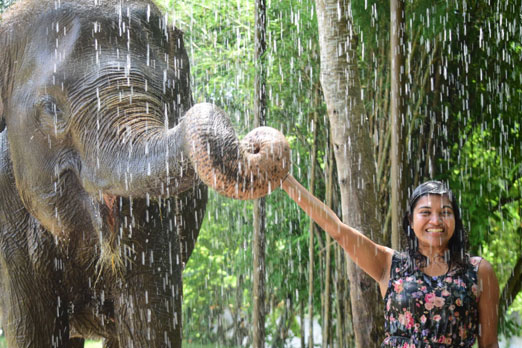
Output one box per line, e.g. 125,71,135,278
389,251,413,277
449,255,482,277
391,250,409,264
469,256,496,277
462,255,496,282
467,255,494,274
466,256,499,299
469,255,483,267
392,250,409,258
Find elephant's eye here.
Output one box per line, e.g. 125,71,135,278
39,96,63,117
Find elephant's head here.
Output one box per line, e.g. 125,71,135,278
0,0,289,241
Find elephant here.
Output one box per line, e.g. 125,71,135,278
0,0,290,347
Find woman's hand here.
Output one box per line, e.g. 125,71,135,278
281,175,393,297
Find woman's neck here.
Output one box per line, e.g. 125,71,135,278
414,248,450,277
418,244,449,261
418,246,450,268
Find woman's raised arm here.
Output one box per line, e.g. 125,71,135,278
281,175,393,296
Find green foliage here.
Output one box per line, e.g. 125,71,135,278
157,0,327,344
444,99,521,336
436,5,522,334
182,192,252,343
158,0,256,134
446,120,521,266
446,122,521,248
266,299,301,343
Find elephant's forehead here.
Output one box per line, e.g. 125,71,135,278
5,0,164,28
16,2,173,91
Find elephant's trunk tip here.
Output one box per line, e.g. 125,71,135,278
232,125,291,199
182,103,291,200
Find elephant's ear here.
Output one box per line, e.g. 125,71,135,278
166,26,189,79
166,26,184,56
166,25,193,121
0,27,5,133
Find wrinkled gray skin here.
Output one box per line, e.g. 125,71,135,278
0,0,290,347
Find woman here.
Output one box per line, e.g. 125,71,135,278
282,176,499,347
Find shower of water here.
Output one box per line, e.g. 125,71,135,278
171,0,521,345
0,0,520,346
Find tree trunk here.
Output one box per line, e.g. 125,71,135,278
322,136,334,347
334,245,346,348
271,296,292,348
390,0,407,250
252,201,266,347
252,0,267,346
307,108,319,348
234,274,245,346
300,296,306,348
315,0,385,346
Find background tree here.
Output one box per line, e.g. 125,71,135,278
389,0,407,250
315,0,385,346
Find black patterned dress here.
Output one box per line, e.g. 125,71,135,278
382,252,481,347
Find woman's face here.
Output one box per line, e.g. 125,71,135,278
410,194,456,251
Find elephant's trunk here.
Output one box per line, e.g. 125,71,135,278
78,102,289,200
180,103,290,200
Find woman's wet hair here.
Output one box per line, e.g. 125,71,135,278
402,180,469,270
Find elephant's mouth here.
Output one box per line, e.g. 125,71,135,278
54,167,122,263
100,194,118,237
97,193,122,273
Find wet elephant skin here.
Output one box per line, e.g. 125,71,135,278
0,1,207,347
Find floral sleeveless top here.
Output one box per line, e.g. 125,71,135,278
382,252,481,347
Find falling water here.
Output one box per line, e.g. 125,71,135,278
0,0,520,347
